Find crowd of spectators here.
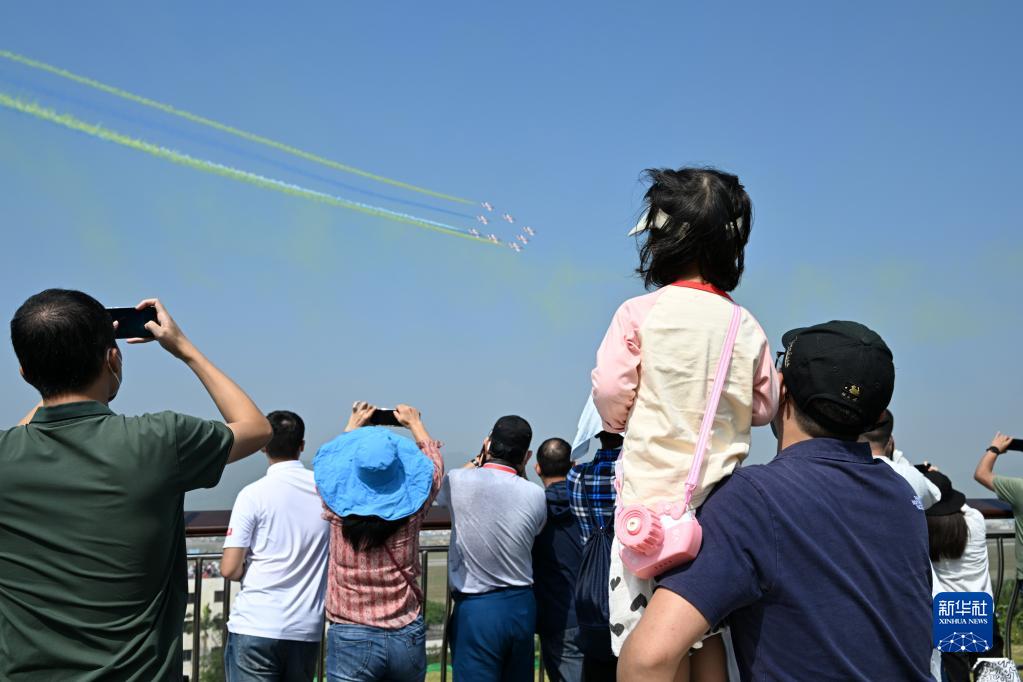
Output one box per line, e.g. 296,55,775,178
1,167,1019,682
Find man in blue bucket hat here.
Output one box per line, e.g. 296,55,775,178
314,402,444,682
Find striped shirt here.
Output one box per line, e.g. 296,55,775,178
324,440,444,629
566,447,620,543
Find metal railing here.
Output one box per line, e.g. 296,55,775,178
184,500,1020,679
184,544,547,682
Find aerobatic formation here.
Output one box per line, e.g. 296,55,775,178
0,50,537,252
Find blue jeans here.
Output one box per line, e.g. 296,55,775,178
449,587,536,682
326,615,426,682
224,632,320,682
539,626,584,682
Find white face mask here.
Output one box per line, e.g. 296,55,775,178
107,354,122,401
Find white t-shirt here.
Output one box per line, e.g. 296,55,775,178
224,460,329,641
435,465,547,594
932,505,993,597
881,450,941,509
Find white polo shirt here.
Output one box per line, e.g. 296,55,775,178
224,460,329,641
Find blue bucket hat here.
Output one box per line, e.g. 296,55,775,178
314,426,435,521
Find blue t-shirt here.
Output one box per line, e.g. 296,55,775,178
658,438,932,681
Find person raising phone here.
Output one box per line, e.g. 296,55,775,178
974,433,1023,589
1,289,271,681
314,402,444,682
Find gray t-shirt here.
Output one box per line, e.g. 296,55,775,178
435,465,547,594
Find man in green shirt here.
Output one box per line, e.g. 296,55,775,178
0,289,272,680
974,432,1022,579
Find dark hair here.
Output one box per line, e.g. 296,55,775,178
635,167,752,291
266,410,304,459
11,289,116,398
859,410,894,452
926,512,969,562
792,400,863,441
489,415,532,466
537,438,572,477
340,514,407,550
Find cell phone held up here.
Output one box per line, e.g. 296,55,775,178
107,306,157,339
1009,438,1023,453
368,409,402,427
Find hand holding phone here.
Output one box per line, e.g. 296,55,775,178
108,306,158,339
1009,439,1023,452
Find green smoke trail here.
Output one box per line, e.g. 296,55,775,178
0,50,476,205
0,93,495,244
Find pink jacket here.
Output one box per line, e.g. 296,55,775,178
592,283,779,508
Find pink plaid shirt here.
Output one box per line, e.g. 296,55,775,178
324,440,444,629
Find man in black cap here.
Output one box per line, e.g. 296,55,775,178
619,321,933,681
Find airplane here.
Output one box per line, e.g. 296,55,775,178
523,226,535,236
469,228,480,237
481,201,494,212
517,235,528,244
488,234,500,243
502,213,515,223
476,215,490,226
510,243,522,252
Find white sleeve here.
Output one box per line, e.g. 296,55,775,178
885,458,941,509
223,488,258,549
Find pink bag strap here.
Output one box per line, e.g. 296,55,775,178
683,304,742,510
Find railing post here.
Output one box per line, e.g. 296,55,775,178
222,574,231,655
191,558,202,682
440,561,452,682
995,537,1005,606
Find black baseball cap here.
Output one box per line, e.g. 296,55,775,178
779,321,895,435
923,470,966,517
489,415,533,462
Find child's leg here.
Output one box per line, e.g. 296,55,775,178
608,537,655,656
689,634,727,682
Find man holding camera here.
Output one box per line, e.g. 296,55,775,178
436,415,547,682
0,289,271,681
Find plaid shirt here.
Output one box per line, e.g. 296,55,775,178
566,448,620,543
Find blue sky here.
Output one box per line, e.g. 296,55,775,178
0,2,1020,508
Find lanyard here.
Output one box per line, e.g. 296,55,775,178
483,462,517,474
671,279,734,302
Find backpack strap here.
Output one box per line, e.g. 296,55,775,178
683,304,743,510
382,542,425,608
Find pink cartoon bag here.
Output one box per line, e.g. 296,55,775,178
616,304,742,580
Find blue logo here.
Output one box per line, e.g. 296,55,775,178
933,592,993,653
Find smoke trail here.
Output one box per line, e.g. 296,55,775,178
0,93,495,244
0,50,476,205
0,70,479,221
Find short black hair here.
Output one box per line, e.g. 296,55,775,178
926,512,968,562
859,410,894,451
635,167,752,291
266,410,304,459
537,438,572,477
792,399,863,441
489,415,532,466
11,289,116,399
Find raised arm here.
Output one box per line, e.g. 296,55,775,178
129,298,271,463
975,432,1013,491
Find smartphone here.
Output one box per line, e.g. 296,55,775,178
107,306,157,339
1009,439,1023,452
368,409,402,427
